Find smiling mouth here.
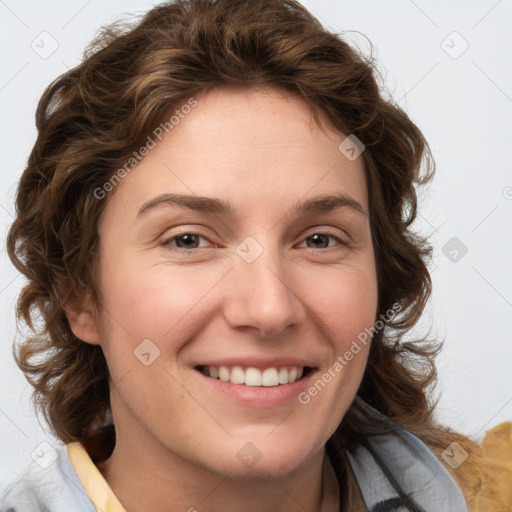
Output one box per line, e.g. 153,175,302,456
195,365,314,387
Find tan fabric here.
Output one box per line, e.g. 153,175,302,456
440,421,512,512
474,422,512,512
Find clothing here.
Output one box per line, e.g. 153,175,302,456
472,421,512,511
0,441,123,512
347,397,468,511
0,399,473,511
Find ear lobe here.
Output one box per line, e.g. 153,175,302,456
64,295,102,346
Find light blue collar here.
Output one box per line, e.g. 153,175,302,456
346,397,468,511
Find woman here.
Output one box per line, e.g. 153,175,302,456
1,0,510,510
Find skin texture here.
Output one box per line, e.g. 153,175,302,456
67,86,378,512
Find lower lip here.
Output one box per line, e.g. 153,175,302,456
192,368,316,407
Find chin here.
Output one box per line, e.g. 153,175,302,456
211,453,312,481
201,433,320,479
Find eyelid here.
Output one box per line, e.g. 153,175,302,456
300,225,350,241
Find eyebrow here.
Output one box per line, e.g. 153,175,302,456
136,192,368,219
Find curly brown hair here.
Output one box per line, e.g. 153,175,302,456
6,0,489,509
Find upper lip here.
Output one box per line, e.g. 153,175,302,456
194,357,317,369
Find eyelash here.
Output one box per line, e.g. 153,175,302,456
159,230,350,254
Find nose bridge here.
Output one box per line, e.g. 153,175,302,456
226,235,301,337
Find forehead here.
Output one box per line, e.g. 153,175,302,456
99,86,368,227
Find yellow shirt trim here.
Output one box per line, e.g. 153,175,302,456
67,442,127,512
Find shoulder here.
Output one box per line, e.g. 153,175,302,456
431,421,512,512
0,442,96,512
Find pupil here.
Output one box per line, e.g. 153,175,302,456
177,234,198,248
309,234,328,248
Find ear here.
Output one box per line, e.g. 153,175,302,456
64,293,102,346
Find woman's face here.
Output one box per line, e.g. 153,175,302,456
77,86,378,478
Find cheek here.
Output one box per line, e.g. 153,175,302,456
96,256,223,362
306,263,378,348
293,266,377,437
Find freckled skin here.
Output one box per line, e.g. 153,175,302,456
68,86,378,512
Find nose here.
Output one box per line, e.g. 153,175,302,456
223,241,304,338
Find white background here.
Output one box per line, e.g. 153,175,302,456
1,0,511,491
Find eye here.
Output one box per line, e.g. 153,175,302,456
159,229,350,255
160,232,214,253
297,232,349,250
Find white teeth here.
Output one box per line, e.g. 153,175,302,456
201,365,307,386
261,368,279,386
230,366,245,384
219,366,230,382
245,367,262,386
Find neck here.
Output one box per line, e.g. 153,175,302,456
96,429,340,512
